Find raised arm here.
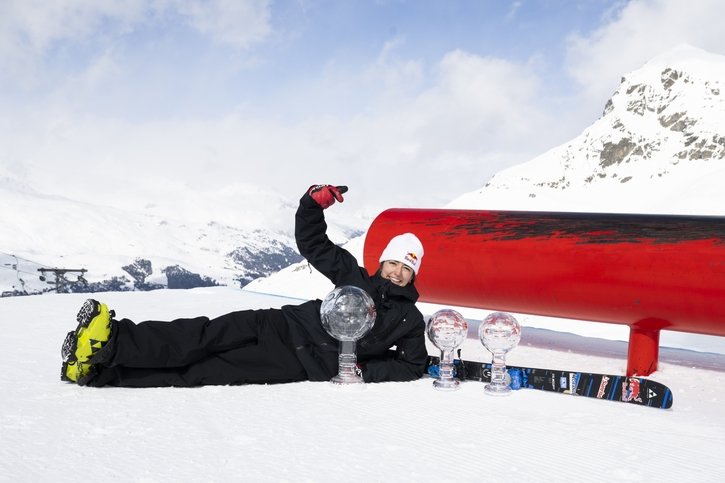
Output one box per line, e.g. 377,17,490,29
295,185,363,286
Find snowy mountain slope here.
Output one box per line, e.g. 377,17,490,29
0,184,361,295
448,45,725,214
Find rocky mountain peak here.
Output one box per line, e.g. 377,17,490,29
449,45,725,215
600,46,724,168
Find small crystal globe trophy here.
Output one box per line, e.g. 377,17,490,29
479,312,521,396
426,309,468,391
320,285,377,385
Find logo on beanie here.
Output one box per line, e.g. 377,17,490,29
404,252,419,267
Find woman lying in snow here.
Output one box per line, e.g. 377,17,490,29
61,185,427,387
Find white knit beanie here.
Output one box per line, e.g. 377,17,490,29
378,233,424,275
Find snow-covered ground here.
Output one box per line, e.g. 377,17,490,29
1,287,723,482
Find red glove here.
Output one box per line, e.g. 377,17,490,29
308,185,347,209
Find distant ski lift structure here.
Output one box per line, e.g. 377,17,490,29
38,268,88,293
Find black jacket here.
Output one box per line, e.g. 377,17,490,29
281,192,428,382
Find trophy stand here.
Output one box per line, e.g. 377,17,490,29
331,340,363,384
479,312,521,396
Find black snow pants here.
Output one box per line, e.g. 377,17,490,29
86,308,308,387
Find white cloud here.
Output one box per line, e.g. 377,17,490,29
0,0,272,88
75,50,123,89
369,49,555,171
0,0,146,51
566,0,725,114
0,47,557,214
174,0,272,49
361,37,424,104
0,0,147,86
506,1,523,21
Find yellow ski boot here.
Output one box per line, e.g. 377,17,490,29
60,299,114,384
74,299,114,363
61,359,95,383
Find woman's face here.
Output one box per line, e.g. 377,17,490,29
380,260,414,287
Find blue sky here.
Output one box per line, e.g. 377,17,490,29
1,0,724,215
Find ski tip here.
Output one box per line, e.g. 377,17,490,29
663,390,674,409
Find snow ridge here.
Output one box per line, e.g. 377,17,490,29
449,45,725,215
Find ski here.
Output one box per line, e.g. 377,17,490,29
425,353,673,409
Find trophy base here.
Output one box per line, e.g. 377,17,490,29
433,378,461,391
484,382,512,396
330,373,364,385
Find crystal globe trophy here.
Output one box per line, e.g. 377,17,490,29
426,309,468,391
479,312,521,396
320,285,377,385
